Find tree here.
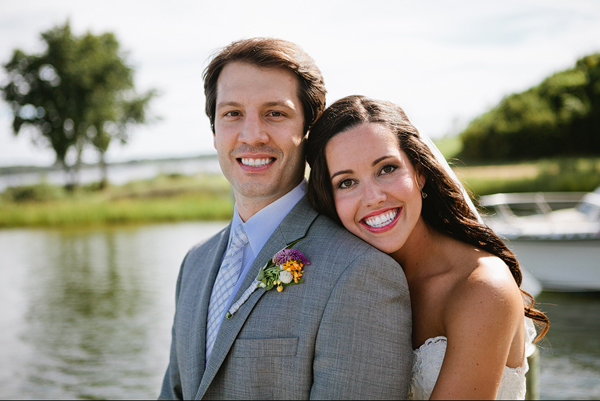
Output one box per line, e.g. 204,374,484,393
1,21,156,188
459,53,600,162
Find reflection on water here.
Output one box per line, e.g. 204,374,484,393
537,292,600,399
0,222,227,399
0,222,599,399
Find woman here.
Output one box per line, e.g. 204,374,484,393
306,95,549,400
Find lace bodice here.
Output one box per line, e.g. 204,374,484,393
408,319,535,400
407,336,527,399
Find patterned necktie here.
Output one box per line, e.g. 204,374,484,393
205,224,249,362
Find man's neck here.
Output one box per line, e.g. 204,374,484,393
235,180,304,222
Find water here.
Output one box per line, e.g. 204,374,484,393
0,223,599,399
0,222,227,399
0,156,221,192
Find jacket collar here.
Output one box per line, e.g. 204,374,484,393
196,196,317,399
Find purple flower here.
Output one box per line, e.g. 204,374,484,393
272,248,310,266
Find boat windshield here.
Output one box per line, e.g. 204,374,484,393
576,186,600,222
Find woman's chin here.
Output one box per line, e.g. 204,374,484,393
343,222,405,255
358,233,404,255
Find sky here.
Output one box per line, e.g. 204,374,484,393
1,0,600,167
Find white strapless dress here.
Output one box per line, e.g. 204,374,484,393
408,319,536,400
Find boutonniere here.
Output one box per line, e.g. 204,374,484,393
226,238,310,319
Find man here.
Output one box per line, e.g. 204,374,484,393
159,38,412,400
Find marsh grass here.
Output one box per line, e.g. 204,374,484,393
2,158,599,228
0,173,234,228
454,157,600,197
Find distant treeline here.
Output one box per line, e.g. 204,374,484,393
0,154,218,176
459,53,600,162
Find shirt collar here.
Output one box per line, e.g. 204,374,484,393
230,179,307,257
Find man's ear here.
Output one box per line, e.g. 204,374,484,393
213,132,217,149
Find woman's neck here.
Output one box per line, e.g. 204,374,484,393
390,219,454,283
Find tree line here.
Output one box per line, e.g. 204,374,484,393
1,21,156,189
459,53,600,162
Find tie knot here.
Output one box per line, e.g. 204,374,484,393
231,224,249,250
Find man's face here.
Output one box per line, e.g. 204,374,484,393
213,62,306,220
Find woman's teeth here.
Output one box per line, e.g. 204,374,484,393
240,158,273,167
364,209,398,228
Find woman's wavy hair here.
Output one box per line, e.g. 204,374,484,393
306,95,549,340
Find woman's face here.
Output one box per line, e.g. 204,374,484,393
325,123,425,254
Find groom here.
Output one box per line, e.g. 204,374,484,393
159,38,413,400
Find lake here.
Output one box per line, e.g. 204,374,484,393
0,222,599,399
0,156,221,192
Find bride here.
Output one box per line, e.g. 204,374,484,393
306,95,549,400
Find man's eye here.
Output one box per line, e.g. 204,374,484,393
268,111,283,117
225,111,241,117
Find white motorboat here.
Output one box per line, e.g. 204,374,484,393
480,187,600,292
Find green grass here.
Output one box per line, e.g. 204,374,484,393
0,173,234,228
437,136,600,197
453,157,600,197
2,157,600,228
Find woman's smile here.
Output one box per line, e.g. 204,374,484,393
361,207,401,232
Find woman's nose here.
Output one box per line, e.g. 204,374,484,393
363,181,387,207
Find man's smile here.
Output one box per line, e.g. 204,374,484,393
239,157,275,167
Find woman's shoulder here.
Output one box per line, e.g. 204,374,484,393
444,252,523,328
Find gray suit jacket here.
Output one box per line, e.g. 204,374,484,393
159,197,412,400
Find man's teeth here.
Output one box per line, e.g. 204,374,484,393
364,209,398,228
240,158,273,167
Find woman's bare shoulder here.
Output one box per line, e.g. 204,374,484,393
443,252,523,331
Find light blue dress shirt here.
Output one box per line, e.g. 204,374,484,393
212,179,307,333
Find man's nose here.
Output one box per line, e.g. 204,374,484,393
239,113,269,145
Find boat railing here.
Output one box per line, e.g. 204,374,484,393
479,192,588,220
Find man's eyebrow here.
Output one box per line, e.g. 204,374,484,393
216,100,297,110
216,101,242,109
263,101,296,109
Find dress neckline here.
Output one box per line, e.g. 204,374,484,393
414,336,528,374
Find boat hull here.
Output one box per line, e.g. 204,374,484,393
504,238,600,292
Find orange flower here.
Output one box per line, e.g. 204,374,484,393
284,260,304,272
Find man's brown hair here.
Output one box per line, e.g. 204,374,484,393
203,38,326,134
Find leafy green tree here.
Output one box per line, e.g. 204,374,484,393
459,53,600,162
1,21,156,188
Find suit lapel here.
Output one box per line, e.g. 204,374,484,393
188,224,230,396
196,197,318,399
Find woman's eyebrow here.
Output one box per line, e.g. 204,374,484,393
331,169,353,180
330,155,396,180
373,155,393,166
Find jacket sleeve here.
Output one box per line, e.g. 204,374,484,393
158,256,187,400
310,250,413,400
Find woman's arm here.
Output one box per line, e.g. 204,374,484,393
430,258,524,400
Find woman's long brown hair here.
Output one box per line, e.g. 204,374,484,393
306,95,549,340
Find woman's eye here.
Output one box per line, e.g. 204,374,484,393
380,165,397,175
338,179,354,189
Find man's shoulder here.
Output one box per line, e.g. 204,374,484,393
305,214,396,262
